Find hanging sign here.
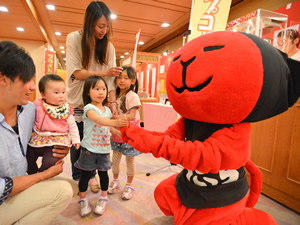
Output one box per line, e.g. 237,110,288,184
188,0,232,41
44,49,56,74
132,29,141,69
226,10,258,30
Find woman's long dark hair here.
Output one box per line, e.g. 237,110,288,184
82,76,108,106
81,1,112,69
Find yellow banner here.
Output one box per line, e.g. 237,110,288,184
188,0,232,42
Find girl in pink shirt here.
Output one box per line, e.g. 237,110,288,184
26,74,80,174
108,66,141,200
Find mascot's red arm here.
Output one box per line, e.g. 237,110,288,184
121,119,251,173
122,117,186,140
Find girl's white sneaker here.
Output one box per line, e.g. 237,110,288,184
122,185,134,200
94,198,108,215
79,199,91,217
108,180,120,194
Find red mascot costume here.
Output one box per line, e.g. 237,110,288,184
121,31,300,225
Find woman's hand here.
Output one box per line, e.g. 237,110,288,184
52,145,70,159
106,67,123,77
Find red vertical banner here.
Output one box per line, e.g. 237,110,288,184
139,63,158,98
140,63,147,93
44,49,56,74
149,63,158,98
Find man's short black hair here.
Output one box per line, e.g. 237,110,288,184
0,40,36,83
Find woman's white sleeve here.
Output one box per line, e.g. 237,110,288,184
66,32,82,79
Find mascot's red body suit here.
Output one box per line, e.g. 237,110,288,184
121,31,300,225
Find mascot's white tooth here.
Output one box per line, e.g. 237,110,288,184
203,177,218,186
219,170,239,184
195,170,204,175
193,176,207,187
186,170,193,181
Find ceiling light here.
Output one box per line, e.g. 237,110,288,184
111,14,117,19
61,50,65,54
63,58,66,61
55,31,61,36
161,23,170,28
124,52,129,55
16,27,24,32
46,4,55,11
0,6,8,12
60,46,64,49
120,56,124,58
138,41,144,45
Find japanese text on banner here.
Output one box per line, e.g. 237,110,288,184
188,0,232,41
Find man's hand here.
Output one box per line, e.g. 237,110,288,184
52,145,70,159
73,143,80,150
10,160,65,196
42,160,65,179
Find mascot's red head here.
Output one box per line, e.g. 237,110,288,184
166,31,299,124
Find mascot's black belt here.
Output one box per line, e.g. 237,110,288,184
176,167,249,209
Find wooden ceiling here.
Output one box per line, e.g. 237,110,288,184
0,0,243,69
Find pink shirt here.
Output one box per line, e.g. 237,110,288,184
32,98,80,145
112,91,141,143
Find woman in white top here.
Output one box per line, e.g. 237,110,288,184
66,1,123,192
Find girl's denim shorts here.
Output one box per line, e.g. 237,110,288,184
75,147,112,171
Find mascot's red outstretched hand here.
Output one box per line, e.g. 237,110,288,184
121,31,300,225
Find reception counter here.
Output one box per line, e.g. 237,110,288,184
139,98,158,123
143,102,178,132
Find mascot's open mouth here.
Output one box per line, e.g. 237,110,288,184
172,76,213,94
